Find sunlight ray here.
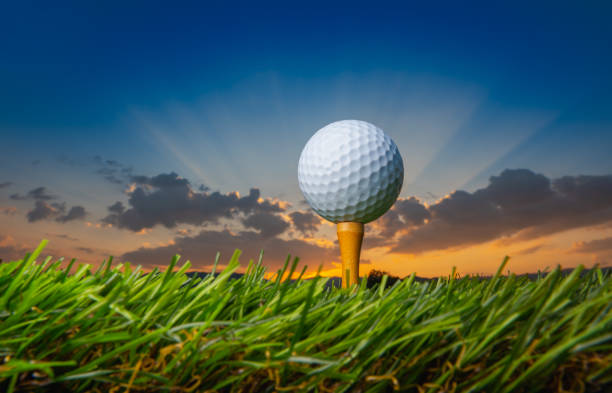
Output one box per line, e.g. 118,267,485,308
135,113,211,187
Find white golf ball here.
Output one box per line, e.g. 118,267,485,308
298,120,404,223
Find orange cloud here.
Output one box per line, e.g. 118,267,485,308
0,206,17,216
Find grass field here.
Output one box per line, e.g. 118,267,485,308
1,240,611,392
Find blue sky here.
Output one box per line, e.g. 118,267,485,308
1,1,611,276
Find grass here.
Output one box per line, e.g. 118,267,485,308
0,239,611,392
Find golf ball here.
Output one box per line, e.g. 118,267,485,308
298,120,404,223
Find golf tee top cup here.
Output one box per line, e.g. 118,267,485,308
298,120,404,286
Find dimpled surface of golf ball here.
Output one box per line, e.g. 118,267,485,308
298,120,404,223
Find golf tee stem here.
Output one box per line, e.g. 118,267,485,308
337,222,364,288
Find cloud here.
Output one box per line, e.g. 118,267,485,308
76,246,95,254
11,186,55,201
572,237,612,254
9,186,87,224
56,206,87,223
373,197,430,239
0,236,63,263
0,207,17,216
363,197,431,248
288,211,322,236
572,237,612,267
107,201,125,214
0,182,13,189
47,233,78,241
9,194,26,201
380,169,612,254
121,228,336,272
514,244,545,255
9,185,88,224
93,155,134,185
97,168,124,184
56,154,133,185
176,228,193,236
27,201,64,222
0,235,30,262
242,211,290,238
102,172,286,231
25,201,87,223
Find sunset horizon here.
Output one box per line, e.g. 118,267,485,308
2,165,611,279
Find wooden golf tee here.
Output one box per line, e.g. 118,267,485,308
337,222,364,288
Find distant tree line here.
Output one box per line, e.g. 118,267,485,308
366,269,401,289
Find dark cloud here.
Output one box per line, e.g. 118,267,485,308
476,169,553,207
289,211,321,236
129,172,190,188
376,197,430,238
11,186,55,201
508,174,612,241
121,228,335,272
242,212,289,238
381,169,612,254
56,206,87,223
553,175,612,207
25,201,87,223
572,237,612,254
108,201,125,214
27,201,64,222
364,197,431,248
9,186,87,224
0,182,13,189
29,187,55,200
102,172,285,231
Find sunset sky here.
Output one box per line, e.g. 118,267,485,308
1,2,612,277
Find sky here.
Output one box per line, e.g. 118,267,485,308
1,1,612,277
